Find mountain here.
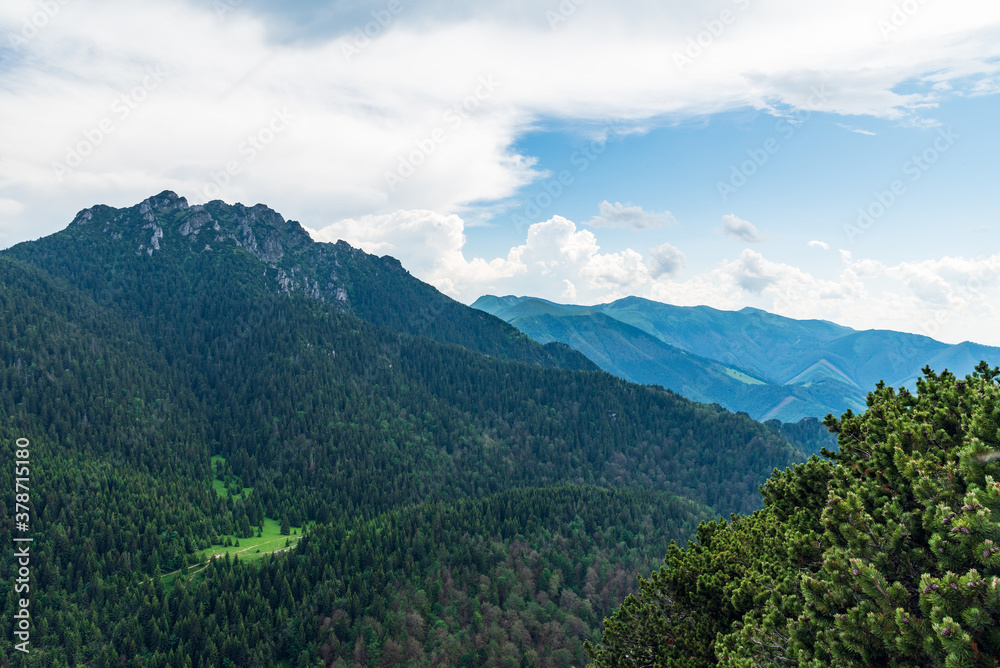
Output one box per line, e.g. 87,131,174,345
0,192,803,665
16,191,597,374
473,294,1000,422
471,296,841,424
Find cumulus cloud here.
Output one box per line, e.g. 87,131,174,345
722,214,768,243
669,251,1000,343
727,250,778,293
516,216,599,266
580,248,650,292
646,242,686,279
308,211,650,301
809,240,830,250
307,209,524,297
845,254,1000,312
584,201,675,229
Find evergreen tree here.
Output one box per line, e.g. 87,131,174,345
589,363,1000,667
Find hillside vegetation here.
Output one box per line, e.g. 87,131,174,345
0,193,802,666
589,363,1000,667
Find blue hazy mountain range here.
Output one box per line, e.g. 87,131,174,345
472,295,1000,422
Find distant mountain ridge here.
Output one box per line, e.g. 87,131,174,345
472,294,1000,422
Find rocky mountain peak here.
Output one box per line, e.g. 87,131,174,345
142,190,189,214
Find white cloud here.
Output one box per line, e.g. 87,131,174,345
809,240,830,250
517,216,599,265
1,0,1000,244
722,214,768,243
659,250,1000,344
584,201,675,229
837,123,877,135
726,250,780,293
646,242,686,278
308,210,656,302
580,248,650,292
846,254,1000,312
307,209,525,297
307,211,636,300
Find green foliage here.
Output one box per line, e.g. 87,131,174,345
764,416,839,456
0,193,802,665
590,364,1000,667
294,485,712,666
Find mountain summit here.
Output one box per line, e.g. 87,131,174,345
20,191,596,372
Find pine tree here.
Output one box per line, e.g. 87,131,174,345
590,364,1000,667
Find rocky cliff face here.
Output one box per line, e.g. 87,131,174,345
70,190,354,309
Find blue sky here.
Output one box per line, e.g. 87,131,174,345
1,0,999,343
474,93,998,268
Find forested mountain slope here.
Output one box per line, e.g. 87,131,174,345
0,192,803,665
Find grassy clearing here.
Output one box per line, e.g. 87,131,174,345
155,459,311,587
210,455,253,499
161,518,311,587
197,516,310,564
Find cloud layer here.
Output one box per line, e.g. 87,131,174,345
1,0,1000,243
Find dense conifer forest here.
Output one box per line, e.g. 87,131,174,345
0,193,802,666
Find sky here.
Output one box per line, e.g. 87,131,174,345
2,0,1000,344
